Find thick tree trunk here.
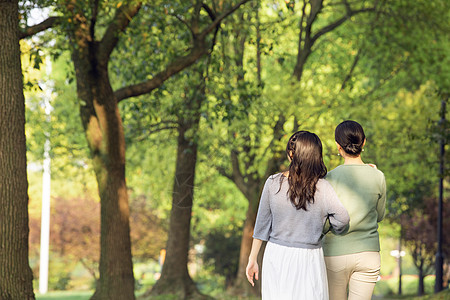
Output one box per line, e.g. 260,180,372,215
150,67,210,300
72,50,135,300
0,1,35,298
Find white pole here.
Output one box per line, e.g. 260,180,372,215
39,135,51,294
39,63,52,294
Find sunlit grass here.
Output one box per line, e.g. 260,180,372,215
36,291,92,300
34,288,449,300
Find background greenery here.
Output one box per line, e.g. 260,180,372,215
17,0,449,298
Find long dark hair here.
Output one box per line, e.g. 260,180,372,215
335,120,365,156
283,131,327,210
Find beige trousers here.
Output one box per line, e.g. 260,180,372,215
324,251,380,300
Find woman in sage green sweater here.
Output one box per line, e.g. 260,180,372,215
322,120,386,300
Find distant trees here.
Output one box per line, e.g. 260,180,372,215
401,197,450,295
29,197,100,283
28,194,166,290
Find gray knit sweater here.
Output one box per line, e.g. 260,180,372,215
253,173,350,249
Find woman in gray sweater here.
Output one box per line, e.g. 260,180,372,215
246,131,350,300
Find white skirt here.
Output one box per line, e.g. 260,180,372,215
262,242,329,300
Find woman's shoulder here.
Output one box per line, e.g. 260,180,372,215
363,164,385,180
264,172,284,187
316,178,335,193
268,172,285,180
328,164,384,177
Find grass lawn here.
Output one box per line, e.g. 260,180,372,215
375,289,450,300
35,289,450,300
36,291,92,300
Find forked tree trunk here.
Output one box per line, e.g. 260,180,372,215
71,48,135,300
0,1,35,298
150,66,210,299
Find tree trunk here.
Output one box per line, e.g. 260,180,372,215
418,263,425,296
231,188,265,296
71,48,135,300
150,66,210,300
293,45,312,82
0,1,35,298
230,118,286,296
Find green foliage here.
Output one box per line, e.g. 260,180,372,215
202,229,241,286
368,83,444,216
19,0,450,297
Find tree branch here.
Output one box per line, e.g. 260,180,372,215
90,0,100,41
135,126,178,141
230,150,249,199
115,44,208,102
307,0,323,27
171,13,194,37
298,0,307,50
114,0,251,102
19,16,59,39
216,165,233,181
202,3,220,50
202,4,216,21
340,48,361,91
311,7,375,44
199,0,251,39
98,2,142,64
263,115,287,178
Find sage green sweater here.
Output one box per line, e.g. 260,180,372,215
322,164,386,256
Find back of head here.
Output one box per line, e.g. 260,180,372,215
285,131,327,210
335,120,365,156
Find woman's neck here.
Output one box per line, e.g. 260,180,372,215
343,155,364,165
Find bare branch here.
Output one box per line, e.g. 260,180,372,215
19,16,59,39
98,2,142,63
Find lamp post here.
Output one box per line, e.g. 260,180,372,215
434,97,446,293
390,248,406,295
39,62,53,295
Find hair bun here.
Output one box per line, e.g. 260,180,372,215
343,143,362,155
335,120,366,157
